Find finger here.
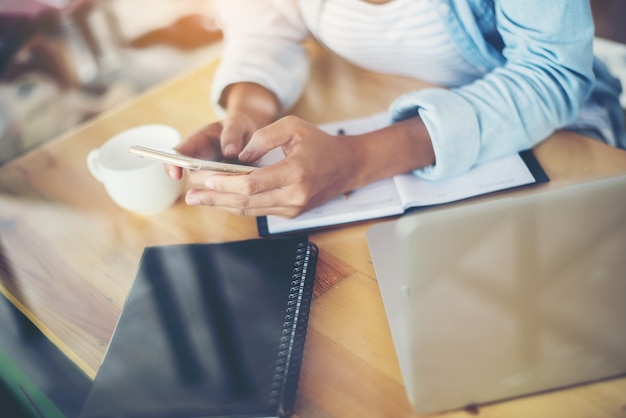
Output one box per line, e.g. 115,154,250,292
166,164,183,180
221,113,257,158
165,123,223,176
186,168,231,187
177,123,223,157
184,187,302,218
220,114,254,158
204,165,290,197
239,116,305,162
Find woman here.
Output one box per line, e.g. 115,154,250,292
168,0,625,218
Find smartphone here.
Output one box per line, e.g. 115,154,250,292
128,145,256,174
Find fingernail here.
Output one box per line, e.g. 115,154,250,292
186,197,201,206
239,149,251,161
224,144,237,157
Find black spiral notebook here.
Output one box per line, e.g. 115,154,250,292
79,236,318,418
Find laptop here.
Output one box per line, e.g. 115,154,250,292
366,174,626,414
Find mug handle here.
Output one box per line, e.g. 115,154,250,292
86,149,104,183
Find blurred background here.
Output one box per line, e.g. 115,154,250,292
0,0,222,165
0,0,625,166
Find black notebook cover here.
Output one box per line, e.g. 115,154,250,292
80,236,318,418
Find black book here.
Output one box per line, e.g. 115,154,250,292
80,236,318,418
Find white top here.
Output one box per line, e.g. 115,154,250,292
213,0,623,182
212,0,481,113
315,0,481,86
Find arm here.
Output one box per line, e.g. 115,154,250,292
185,115,435,218
212,0,310,115
167,0,307,179
390,0,596,180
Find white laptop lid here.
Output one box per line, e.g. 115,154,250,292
366,175,626,414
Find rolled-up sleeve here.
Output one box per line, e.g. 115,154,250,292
212,0,310,115
390,0,595,180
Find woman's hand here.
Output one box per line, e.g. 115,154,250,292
167,81,280,183
184,115,362,218
165,111,260,183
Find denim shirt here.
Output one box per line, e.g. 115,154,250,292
214,0,625,180
386,0,625,179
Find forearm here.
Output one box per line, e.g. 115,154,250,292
346,116,435,190
388,1,595,181
221,82,281,128
211,0,310,114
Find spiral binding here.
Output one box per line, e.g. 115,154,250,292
268,240,318,416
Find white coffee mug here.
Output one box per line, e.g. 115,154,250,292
87,124,183,215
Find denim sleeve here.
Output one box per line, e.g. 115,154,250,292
211,0,310,116
390,0,596,180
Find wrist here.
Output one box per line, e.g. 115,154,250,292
347,116,435,187
221,82,280,128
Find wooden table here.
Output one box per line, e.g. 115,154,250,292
1,42,626,418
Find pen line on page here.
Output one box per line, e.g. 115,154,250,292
336,128,351,199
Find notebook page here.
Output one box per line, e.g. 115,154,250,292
318,112,390,136
265,178,403,234
393,153,536,208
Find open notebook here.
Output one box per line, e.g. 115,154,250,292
367,175,626,414
80,236,318,418
257,113,548,236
